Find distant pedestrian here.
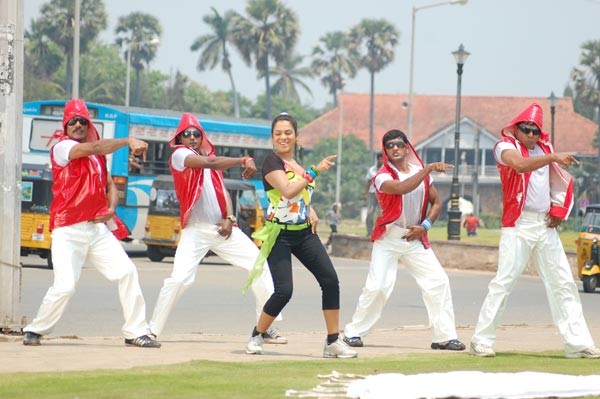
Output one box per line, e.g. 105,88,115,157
325,203,342,250
462,213,481,236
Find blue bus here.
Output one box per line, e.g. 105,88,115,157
22,100,273,240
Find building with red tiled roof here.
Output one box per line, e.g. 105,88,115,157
300,94,597,216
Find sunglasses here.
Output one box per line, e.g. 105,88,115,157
67,117,89,126
182,129,202,139
518,124,540,135
385,140,407,149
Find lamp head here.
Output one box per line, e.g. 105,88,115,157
452,43,470,66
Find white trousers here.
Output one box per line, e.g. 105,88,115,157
149,222,276,336
24,222,148,339
344,225,459,343
472,211,595,354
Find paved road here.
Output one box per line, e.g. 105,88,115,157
18,248,600,339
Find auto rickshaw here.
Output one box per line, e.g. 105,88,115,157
576,204,600,293
142,175,264,262
20,164,53,269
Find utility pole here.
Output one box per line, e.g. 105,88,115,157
0,0,24,332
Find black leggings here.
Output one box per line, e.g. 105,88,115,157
262,228,340,317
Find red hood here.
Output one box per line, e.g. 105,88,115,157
501,102,550,142
168,113,214,156
57,99,101,142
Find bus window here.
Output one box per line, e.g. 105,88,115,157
29,118,105,152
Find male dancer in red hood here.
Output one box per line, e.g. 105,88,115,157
148,113,286,344
23,99,160,348
470,103,600,358
343,129,465,351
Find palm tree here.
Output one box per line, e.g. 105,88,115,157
262,53,312,103
115,12,162,106
232,0,299,119
36,0,107,95
350,19,399,160
191,7,240,118
311,31,357,106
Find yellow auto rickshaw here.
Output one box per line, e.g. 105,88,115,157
576,204,600,293
142,175,264,262
20,164,53,269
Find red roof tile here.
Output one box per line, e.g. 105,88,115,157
300,94,598,156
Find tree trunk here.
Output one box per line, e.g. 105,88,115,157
135,67,141,107
227,67,240,118
265,55,272,120
369,70,375,163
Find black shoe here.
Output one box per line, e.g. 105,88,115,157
124,334,161,348
343,336,364,347
431,339,466,351
23,331,42,346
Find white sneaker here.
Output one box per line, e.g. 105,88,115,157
262,326,288,344
323,338,358,359
470,342,496,357
245,334,264,355
565,346,600,359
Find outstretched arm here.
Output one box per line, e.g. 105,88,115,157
501,149,578,173
380,162,453,195
184,155,256,179
69,137,148,160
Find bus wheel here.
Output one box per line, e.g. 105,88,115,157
147,245,165,262
582,275,597,293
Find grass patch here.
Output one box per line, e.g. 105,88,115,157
1,353,599,399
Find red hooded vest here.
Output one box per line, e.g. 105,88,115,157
50,99,110,230
371,136,431,249
168,113,228,228
496,103,574,227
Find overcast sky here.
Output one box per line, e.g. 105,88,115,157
23,0,600,108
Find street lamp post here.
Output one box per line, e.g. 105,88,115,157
125,38,160,107
447,44,470,241
407,0,468,140
548,91,557,147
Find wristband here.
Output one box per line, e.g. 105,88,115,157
302,171,314,183
306,168,318,180
420,218,433,231
241,156,253,166
310,165,320,177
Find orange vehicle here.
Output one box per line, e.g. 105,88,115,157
20,164,53,268
576,204,600,293
142,175,264,262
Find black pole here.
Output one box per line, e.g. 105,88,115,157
447,62,464,240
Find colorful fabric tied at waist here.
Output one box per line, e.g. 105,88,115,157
241,220,310,294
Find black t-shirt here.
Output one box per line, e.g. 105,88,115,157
262,153,286,192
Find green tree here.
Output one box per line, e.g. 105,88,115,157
570,40,600,172
303,134,371,218
262,53,312,103
350,19,399,161
191,7,241,118
115,12,162,106
78,42,126,104
311,31,357,106
232,0,299,119
36,0,107,95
